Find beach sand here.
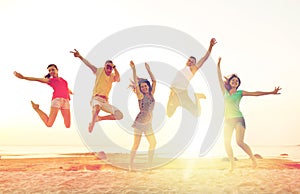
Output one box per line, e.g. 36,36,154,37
0,153,299,194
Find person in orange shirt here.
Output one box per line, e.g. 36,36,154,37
70,49,123,133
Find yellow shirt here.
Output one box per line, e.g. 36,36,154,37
92,68,115,98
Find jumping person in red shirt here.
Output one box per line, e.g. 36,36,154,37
14,64,73,128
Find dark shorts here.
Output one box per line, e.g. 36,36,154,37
225,117,246,129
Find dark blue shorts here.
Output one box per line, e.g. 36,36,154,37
225,117,246,129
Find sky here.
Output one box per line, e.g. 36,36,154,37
0,0,300,157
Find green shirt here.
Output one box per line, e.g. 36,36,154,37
224,90,243,119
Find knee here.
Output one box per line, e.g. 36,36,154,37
93,105,101,112
224,136,231,144
224,139,232,148
150,139,157,149
131,144,139,151
150,142,157,150
236,140,245,147
166,108,174,118
194,110,201,117
114,110,123,120
46,123,54,128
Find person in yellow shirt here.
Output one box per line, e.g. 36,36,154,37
70,49,123,133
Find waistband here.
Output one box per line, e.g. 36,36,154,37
95,94,108,100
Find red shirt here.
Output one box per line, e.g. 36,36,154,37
48,77,70,100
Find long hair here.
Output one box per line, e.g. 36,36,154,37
138,79,152,94
45,64,58,78
224,74,241,91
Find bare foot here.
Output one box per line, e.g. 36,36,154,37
251,157,257,169
30,101,39,110
195,93,206,100
146,162,154,171
128,163,135,172
95,151,107,160
88,122,95,133
229,160,235,172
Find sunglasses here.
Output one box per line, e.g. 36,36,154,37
105,65,113,70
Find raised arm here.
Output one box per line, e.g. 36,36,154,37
70,49,97,74
217,57,226,94
112,64,120,82
145,62,156,95
194,38,217,71
130,61,143,99
14,71,49,83
242,87,281,96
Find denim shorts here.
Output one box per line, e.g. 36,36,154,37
224,117,246,129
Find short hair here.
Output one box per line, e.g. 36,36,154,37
105,60,113,65
189,56,197,62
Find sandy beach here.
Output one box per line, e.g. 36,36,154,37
0,153,299,194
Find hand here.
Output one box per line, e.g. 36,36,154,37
130,60,135,68
70,49,82,58
272,86,282,94
69,89,74,95
145,62,150,71
210,38,217,47
14,71,24,79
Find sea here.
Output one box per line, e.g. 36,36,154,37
1,145,300,162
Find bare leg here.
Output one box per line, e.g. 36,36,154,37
235,124,257,168
166,90,180,117
31,101,59,127
88,105,100,133
61,109,71,128
193,92,206,116
181,91,205,117
96,110,123,121
224,124,235,172
130,133,142,170
145,132,157,168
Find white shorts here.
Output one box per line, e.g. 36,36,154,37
51,98,70,109
90,96,119,114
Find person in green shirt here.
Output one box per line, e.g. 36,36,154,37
217,57,281,171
